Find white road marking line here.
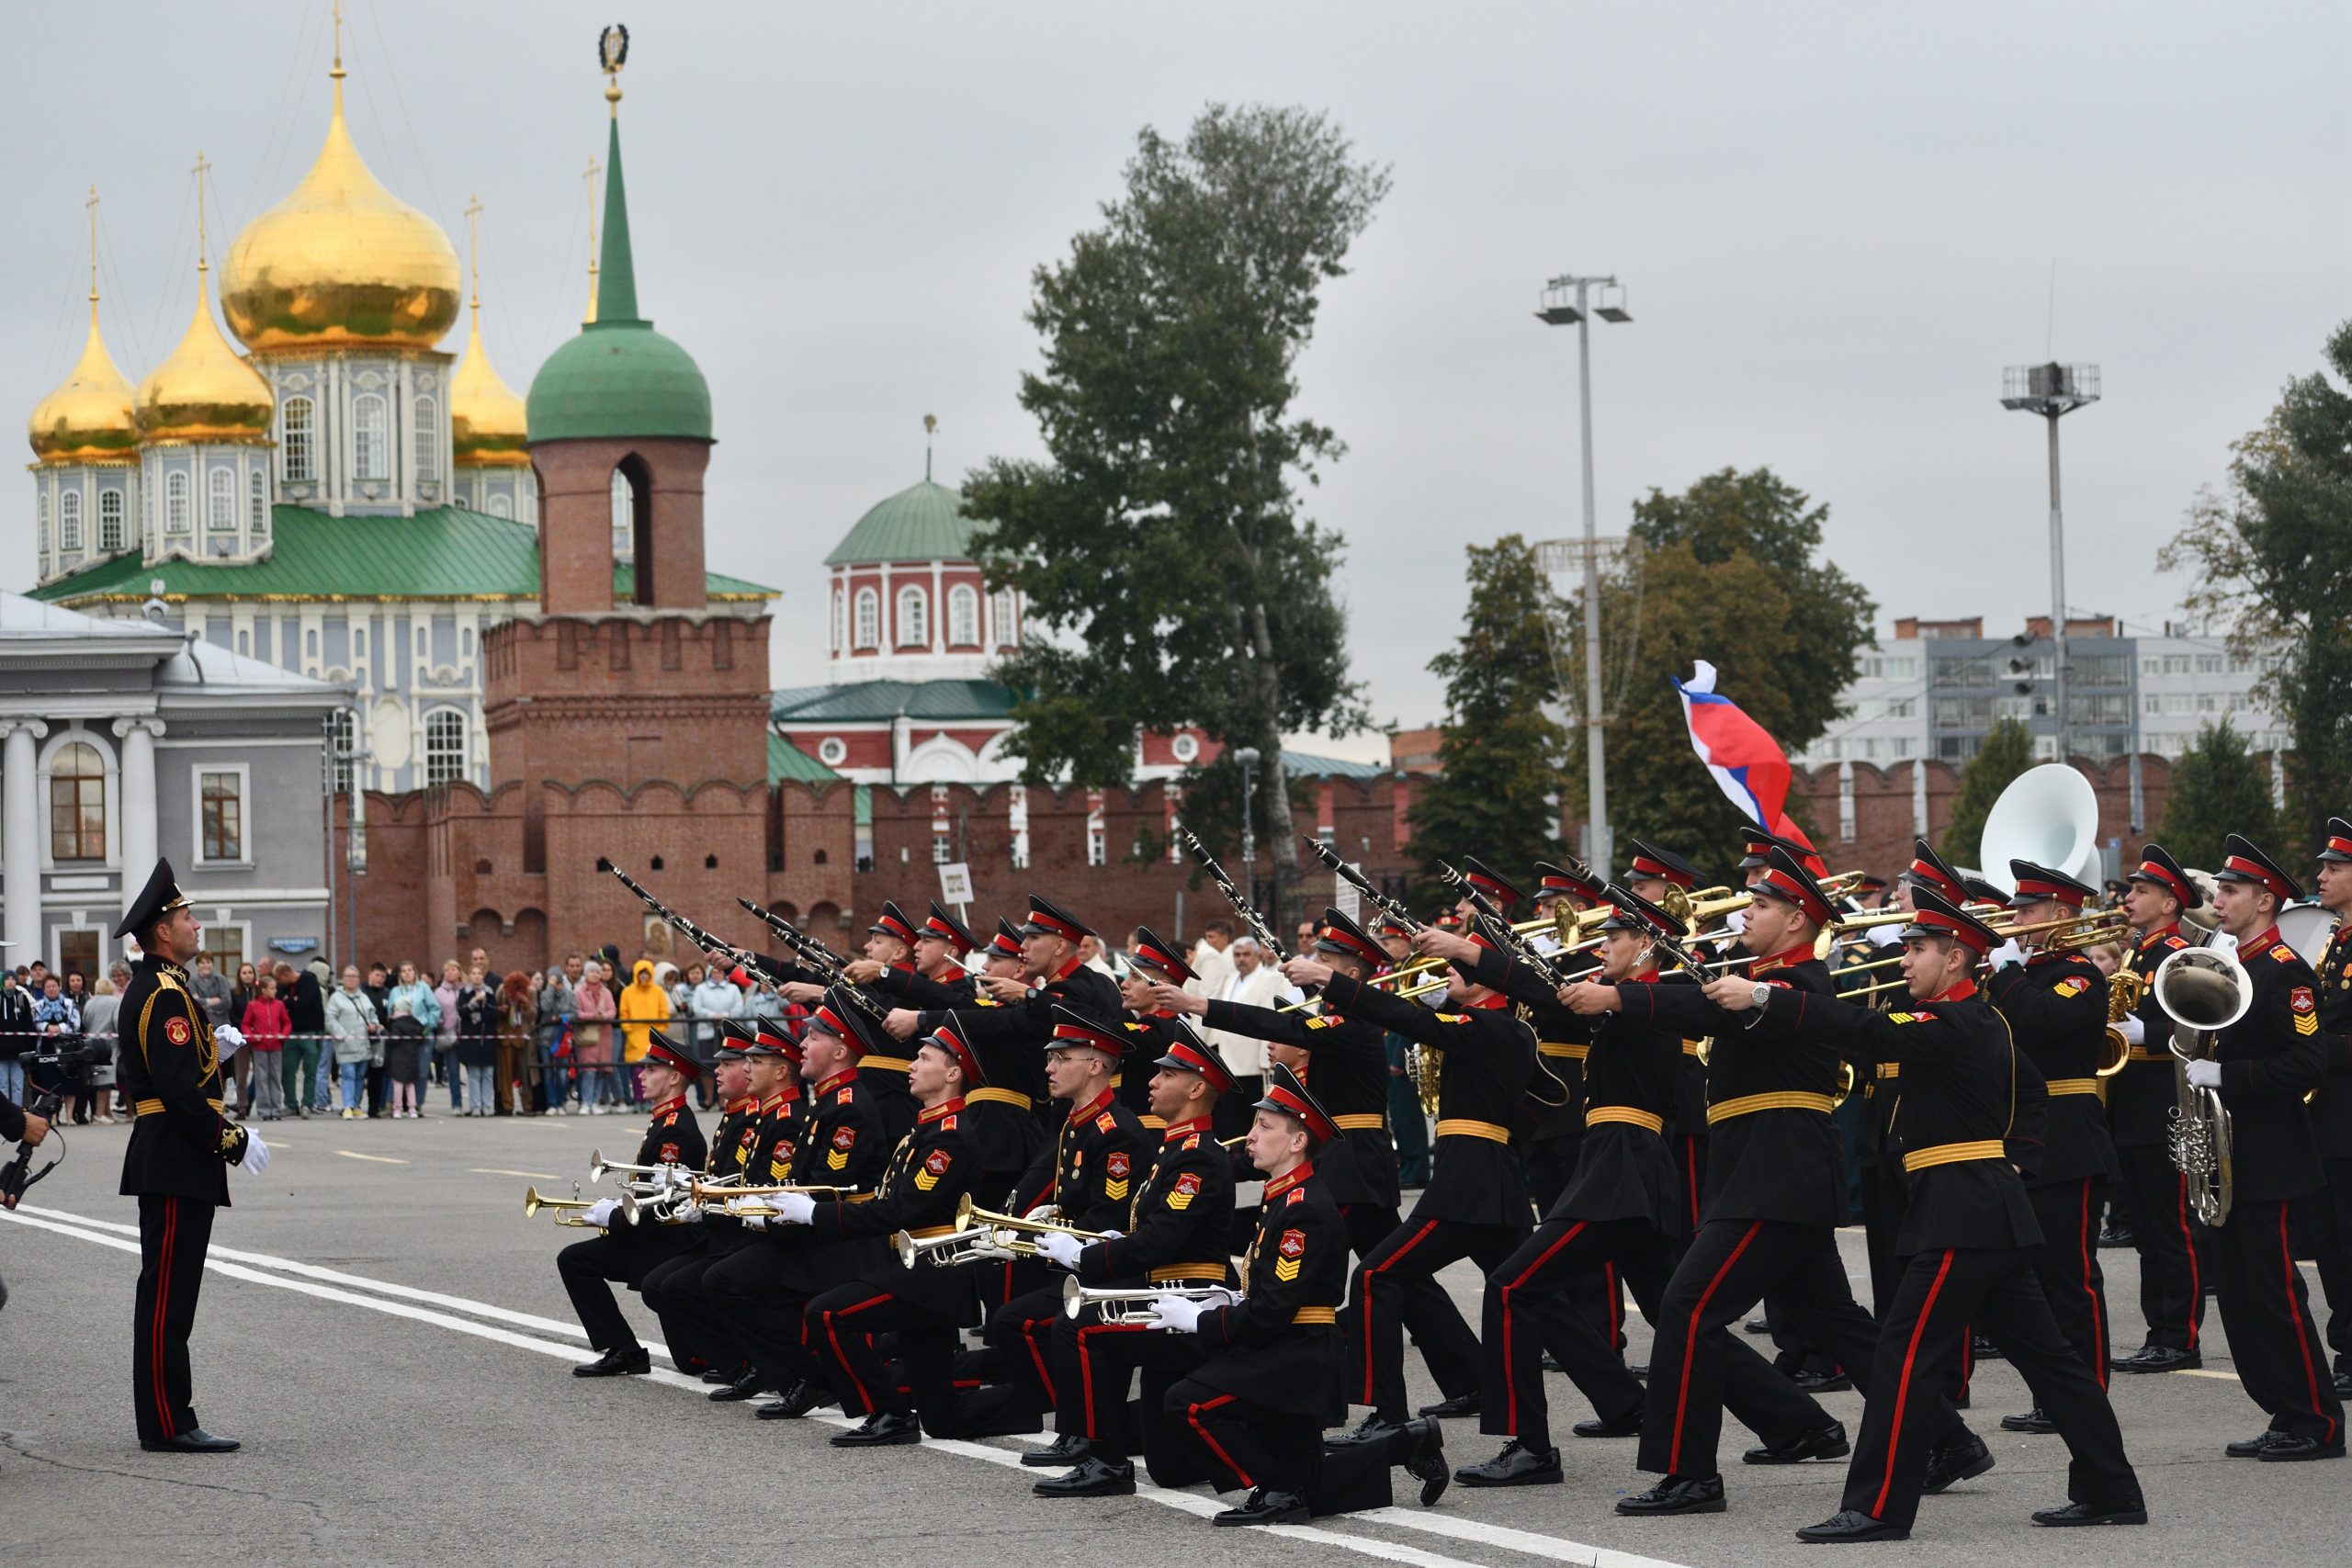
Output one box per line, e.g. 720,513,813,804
334,1149,408,1164
0,1203,1704,1568
471,1168,565,1180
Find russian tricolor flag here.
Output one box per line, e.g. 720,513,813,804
1673,660,1821,870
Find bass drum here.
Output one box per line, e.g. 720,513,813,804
2278,904,2340,964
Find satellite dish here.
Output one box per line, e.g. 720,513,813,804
1979,763,2099,895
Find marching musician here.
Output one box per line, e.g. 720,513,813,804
2312,818,2352,1400
1282,914,1541,1448
2108,843,2211,1373
638,1022,761,1378
1113,926,1204,1128
1031,1029,1238,1498
1982,859,2121,1432
1712,886,2146,1542
1518,863,1610,1223
1148,1064,1450,1525
561,1031,707,1378
779,1021,989,1446
1623,839,1711,1228
844,901,981,1010
2192,837,2343,1461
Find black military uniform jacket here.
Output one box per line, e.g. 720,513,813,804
708,1096,758,1178
1012,1089,1151,1235
1186,1159,1346,1421
1077,1115,1238,1287
703,1092,797,1247
1614,945,1848,1230
808,1098,984,1318
2309,919,2352,1162
2212,925,2330,1202
867,964,978,1010
1318,971,1535,1228
1113,1011,1187,1126
1984,950,2119,1187
768,1069,893,1291
1777,979,2044,1256
2109,925,2194,1148
1464,942,1593,1149
917,960,1122,1175
118,953,244,1204
1199,996,1399,1209
1559,967,1689,1236
635,1094,707,1172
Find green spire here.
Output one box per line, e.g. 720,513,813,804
594,117,640,327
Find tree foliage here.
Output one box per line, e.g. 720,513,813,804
2162,320,2352,846
1562,468,1876,885
965,104,1389,909
2158,719,2282,870
1939,717,2035,867
1404,536,1569,904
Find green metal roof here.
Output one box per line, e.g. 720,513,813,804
768,729,842,785
28,504,774,604
824,479,978,567
771,679,1018,724
1282,749,1389,780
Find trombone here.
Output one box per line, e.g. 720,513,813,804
1060,1274,1234,1325
523,1183,639,1228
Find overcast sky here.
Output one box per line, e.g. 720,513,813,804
8,2,2346,761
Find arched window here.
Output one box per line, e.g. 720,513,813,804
165,471,190,534
249,468,268,533
609,468,634,559
948,584,979,647
282,395,315,481
98,488,125,551
58,490,82,550
896,584,928,649
424,709,467,784
49,740,106,861
992,587,1018,649
207,468,235,532
853,587,879,650
352,393,389,481
413,395,438,480
488,491,513,519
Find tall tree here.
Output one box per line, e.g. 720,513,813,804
1561,467,1876,885
1404,536,1569,903
1939,716,2035,867
2158,719,2282,869
2162,320,2352,846
965,104,1389,916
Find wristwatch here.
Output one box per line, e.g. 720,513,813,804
1749,982,1771,1010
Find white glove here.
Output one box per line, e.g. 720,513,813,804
1864,921,1901,948
2184,1058,2223,1089
239,1125,270,1174
1724,909,1748,935
1096,1229,1124,1242
1146,1293,1206,1333
650,1164,682,1191
215,1024,247,1058
2113,1014,2145,1046
1988,939,2027,971
1035,1231,1086,1269
771,1191,817,1225
676,1201,705,1224
582,1198,621,1228
741,1213,769,1232
1023,1202,1057,1224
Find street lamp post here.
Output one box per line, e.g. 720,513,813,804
1537,275,1632,874
2001,362,2100,765
1232,745,1261,905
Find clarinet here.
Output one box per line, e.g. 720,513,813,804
1305,837,1424,935
735,898,893,1021
595,859,779,983
1180,830,1290,959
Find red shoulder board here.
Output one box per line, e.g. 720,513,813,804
2271,944,2299,963
923,1148,952,1175
941,1114,957,1131
1277,1228,1306,1259
660,1111,678,1126
2164,934,2188,949
659,1142,681,1163
1284,1187,1306,1204
1181,1134,1201,1150
837,1087,855,1104
1094,1111,1116,1134
831,1125,856,1150
165,1016,192,1046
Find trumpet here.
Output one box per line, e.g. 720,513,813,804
898,1193,1112,1268
679,1175,870,1213
588,1147,675,1185
1061,1275,1235,1325
523,1183,639,1228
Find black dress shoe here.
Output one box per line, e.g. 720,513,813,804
1920,1431,1994,1495
2000,1406,2057,1435
1572,1407,1644,1438
2256,1433,2347,1461
2110,1345,2200,1374
2225,1430,2285,1458
1788,1367,1852,1393
140,1427,241,1454
1456,1438,1561,1487
1327,1415,1402,1448
1215,1488,1309,1527
1035,1457,1136,1496
1398,1416,1449,1506
1615,1473,1725,1516
1418,1393,1480,1419
755,1380,828,1420
1743,1419,1848,1465
1540,1352,1566,1374
1972,1335,2003,1360
1021,1432,1092,1468
571,1346,650,1378
698,1367,736,1385
831,1410,922,1447
2033,1498,2149,1526
1795,1508,1908,1542
2098,1226,2135,1249
1744,1316,1771,1335
707,1372,766,1402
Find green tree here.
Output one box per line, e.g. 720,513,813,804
2162,320,2352,846
1563,468,1876,885
1404,536,1569,903
1939,717,2036,866
965,104,1389,915
2158,719,2282,868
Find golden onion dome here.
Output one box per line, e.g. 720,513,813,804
449,309,528,467
220,79,460,353
137,266,274,445
28,302,138,463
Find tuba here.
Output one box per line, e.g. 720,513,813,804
2152,944,2248,1227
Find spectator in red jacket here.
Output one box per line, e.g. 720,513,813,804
241,975,294,1122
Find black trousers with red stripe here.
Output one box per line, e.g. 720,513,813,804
1339,1202,1494,1395
1056,1311,1200,1463
1839,1245,2139,1530
2316,1156,2352,1375
133,1194,216,1444
1860,1163,1973,1400
1159,1377,1396,1512
805,1281,962,1423
1351,1217,1528,1423
977,1283,1068,1420
702,1242,819,1393
2211,1195,2345,1443
2026,1177,2113,1388
1638,1217,1963,1480
2114,1142,2209,1352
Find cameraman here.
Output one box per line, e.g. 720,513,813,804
0,964,33,1107
28,975,82,1121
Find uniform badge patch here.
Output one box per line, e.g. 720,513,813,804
1273,1228,1306,1281
1106,1152,1130,1181
837,1087,855,1104
1095,1111,1116,1134
659,1143,680,1163
2053,976,2090,998
2272,944,2298,963
1305,1015,1336,1031
1285,1187,1306,1204
1434,1012,1465,1024
769,1157,791,1180
2292,987,2316,1014
914,1148,950,1190
1168,1171,1201,1211
165,1016,191,1046
1181,1134,1201,1150
832,1126,856,1150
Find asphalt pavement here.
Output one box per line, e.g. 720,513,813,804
2,1107,2342,1568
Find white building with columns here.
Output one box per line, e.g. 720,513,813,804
1,592,342,979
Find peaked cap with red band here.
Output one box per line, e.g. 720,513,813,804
2126,841,2196,909
922,901,978,954
2007,859,2098,910
1750,846,1836,926
1128,925,1198,986
1311,906,1386,966
868,900,919,945
1153,1020,1237,1095
1532,860,1606,906
642,1030,703,1077
1457,855,1525,909
1901,838,1971,906
1046,1003,1125,1059
1738,824,1826,876
921,1020,988,1088
1625,839,1699,889
986,918,1024,961
2215,833,2302,904
1256,1062,1339,1147
1019,895,1094,944
710,1017,756,1061
1901,884,1999,955
2317,816,2352,867
807,988,884,1059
